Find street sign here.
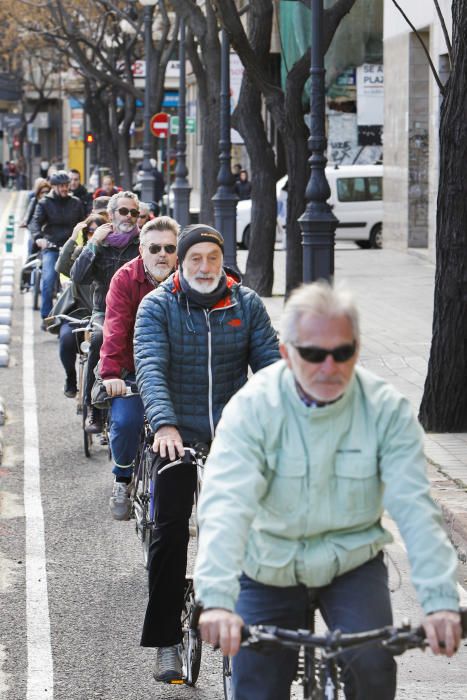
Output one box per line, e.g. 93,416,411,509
150,112,170,138
170,116,196,135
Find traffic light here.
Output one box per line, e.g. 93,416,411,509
85,132,95,145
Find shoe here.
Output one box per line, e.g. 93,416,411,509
64,374,77,398
153,645,182,683
85,406,103,434
109,480,132,521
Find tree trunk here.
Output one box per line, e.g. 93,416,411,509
419,0,467,431
234,0,277,296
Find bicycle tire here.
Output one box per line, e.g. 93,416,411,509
223,655,234,700
132,440,154,569
33,268,41,311
181,578,202,686
81,362,92,458
141,448,154,569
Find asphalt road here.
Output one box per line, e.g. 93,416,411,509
1,196,467,699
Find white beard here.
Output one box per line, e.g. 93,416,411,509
115,220,134,233
184,269,222,293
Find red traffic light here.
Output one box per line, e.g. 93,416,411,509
85,133,94,145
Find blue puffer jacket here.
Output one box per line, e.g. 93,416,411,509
134,270,280,443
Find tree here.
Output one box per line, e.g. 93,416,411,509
417,0,467,430
215,0,367,293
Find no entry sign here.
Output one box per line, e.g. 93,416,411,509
150,112,170,138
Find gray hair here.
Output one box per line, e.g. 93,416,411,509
107,190,139,214
280,280,360,344
139,216,180,246
139,201,150,216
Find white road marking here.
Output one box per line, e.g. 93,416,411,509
384,516,467,606
23,291,54,698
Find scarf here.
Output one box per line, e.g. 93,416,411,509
106,226,139,248
179,268,228,308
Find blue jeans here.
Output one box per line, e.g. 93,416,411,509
232,554,397,700
40,249,59,319
109,378,145,478
59,321,79,377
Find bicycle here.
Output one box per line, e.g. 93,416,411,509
216,606,467,699
20,244,61,311
131,441,209,685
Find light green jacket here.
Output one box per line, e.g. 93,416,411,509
194,361,459,615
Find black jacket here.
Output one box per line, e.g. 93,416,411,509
71,184,93,215
30,191,85,247
70,236,140,315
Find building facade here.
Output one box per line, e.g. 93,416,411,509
383,0,451,255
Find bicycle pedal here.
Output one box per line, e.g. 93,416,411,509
169,680,185,685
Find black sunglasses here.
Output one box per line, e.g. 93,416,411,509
118,206,139,218
293,341,357,364
147,243,177,254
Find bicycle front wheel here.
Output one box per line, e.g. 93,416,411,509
223,655,234,700
33,269,41,311
181,578,202,686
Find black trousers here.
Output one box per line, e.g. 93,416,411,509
141,455,197,647
85,328,103,405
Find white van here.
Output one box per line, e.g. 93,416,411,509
238,164,383,249
326,163,383,248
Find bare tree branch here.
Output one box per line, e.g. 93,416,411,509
391,0,446,95
433,0,453,66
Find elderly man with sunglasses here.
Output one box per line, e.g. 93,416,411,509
99,217,179,520
194,281,461,700
70,191,141,433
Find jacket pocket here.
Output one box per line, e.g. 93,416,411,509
261,453,306,515
334,454,380,516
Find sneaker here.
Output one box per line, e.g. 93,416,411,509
85,406,103,434
64,374,77,398
153,645,182,683
109,480,131,521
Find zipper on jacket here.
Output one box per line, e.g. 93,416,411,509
204,309,215,439
204,299,238,440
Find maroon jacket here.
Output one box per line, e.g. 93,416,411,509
100,256,155,379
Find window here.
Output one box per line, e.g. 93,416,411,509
337,177,382,202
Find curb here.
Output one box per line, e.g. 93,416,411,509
0,396,4,466
428,462,467,564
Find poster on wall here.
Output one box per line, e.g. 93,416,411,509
356,63,383,147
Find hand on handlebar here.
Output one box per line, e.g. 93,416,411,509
153,426,184,461
36,238,48,250
103,378,128,397
423,610,462,656
199,609,244,657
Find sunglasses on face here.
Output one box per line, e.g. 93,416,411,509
118,207,139,218
147,243,177,254
292,341,357,364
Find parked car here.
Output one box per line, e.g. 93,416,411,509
237,164,383,249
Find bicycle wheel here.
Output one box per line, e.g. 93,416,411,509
133,443,154,569
81,362,92,458
33,268,41,311
223,655,234,700
181,578,202,686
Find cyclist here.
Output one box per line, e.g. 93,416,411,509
133,223,280,683
50,214,107,397
29,170,85,327
99,217,179,520
70,191,141,433
194,281,461,700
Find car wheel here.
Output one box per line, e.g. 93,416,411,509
369,223,383,249
242,225,251,250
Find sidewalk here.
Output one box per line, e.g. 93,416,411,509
238,245,467,556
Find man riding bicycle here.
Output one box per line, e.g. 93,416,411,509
194,281,461,700
99,216,178,520
133,223,280,683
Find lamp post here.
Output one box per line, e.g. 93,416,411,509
172,17,191,228
139,0,157,203
212,29,239,272
298,0,337,282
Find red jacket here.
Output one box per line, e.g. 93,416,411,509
100,256,155,379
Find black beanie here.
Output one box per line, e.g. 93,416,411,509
177,224,224,264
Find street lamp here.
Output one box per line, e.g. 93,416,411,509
298,0,337,282
172,17,192,228
139,0,158,203
212,29,239,272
